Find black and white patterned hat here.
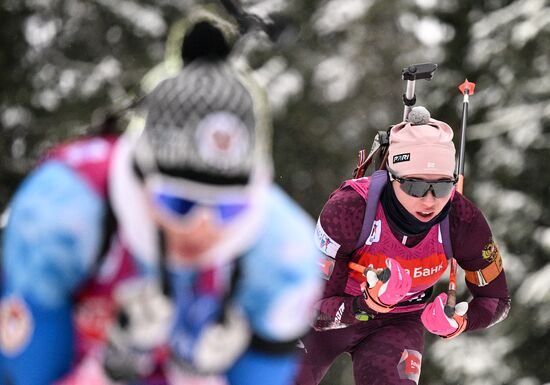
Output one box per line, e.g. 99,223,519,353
135,59,271,186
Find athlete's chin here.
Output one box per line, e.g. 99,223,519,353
169,244,213,264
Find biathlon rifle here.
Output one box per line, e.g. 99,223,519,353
353,62,437,179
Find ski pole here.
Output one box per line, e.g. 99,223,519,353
401,63,438,121
444,79,476,318
349,262,369,275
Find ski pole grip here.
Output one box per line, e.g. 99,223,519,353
348,262,391,283
445,258,459,317
444,290,457,318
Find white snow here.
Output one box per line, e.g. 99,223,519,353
81,57,122,97
313,56,360,103
313,0,373,35
253,57,304,115
1,106,32,128
24,15,59,48
517,263,550,305
94,0,166,37
430,334,514,384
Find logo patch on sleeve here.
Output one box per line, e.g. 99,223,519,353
392,153,410,163
0,296,34,356
319,255,336,280
482,240,501,262
314,219,340,258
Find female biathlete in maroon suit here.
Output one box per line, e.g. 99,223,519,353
295,111,511,385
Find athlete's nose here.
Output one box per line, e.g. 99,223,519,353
422,187,437,202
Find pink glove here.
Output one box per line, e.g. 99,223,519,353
360,258,412,313
421,292,468,339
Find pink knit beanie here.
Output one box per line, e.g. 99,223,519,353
388,107,456,177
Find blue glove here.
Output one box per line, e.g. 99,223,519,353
170,292,251,374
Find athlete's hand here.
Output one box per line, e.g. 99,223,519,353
170,303,251,375
360,258,412,313
421,292,468,339
103,278,173,381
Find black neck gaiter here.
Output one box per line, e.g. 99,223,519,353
380,180,451,236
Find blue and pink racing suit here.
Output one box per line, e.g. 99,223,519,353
0,134,323,385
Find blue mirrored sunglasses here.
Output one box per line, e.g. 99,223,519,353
152,192,249,223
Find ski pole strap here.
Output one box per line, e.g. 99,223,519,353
464,253,503,287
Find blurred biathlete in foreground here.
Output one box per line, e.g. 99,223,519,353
295,107,511,385
0,6,322,385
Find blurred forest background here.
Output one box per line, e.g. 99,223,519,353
1,0,549,384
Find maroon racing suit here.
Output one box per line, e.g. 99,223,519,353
295,175,510,385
